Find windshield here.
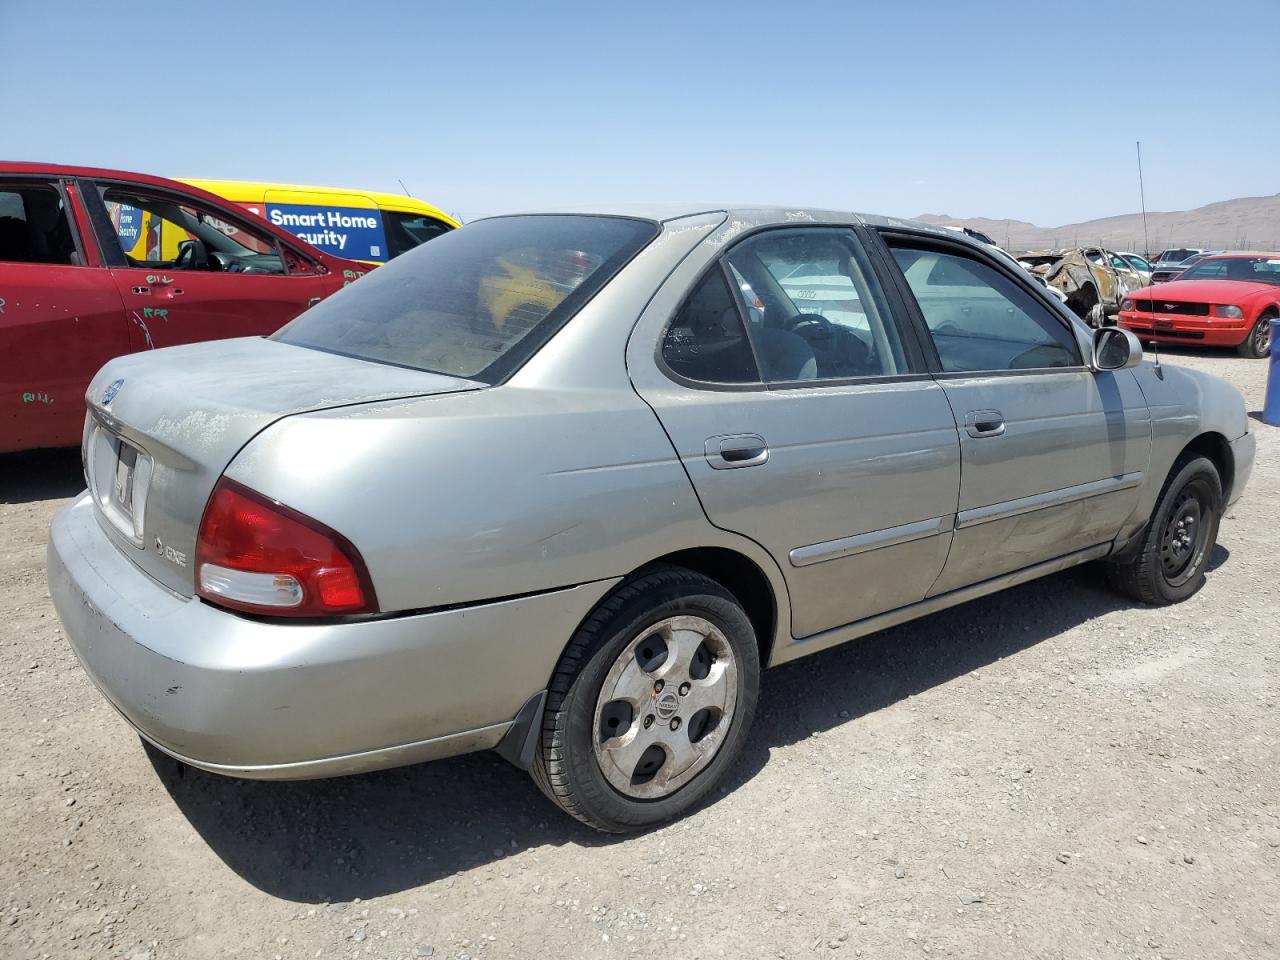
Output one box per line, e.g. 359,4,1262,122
275,214,658,382
1178,256,1280,284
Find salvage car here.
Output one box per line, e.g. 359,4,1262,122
1017,247,1145,325
0,162,373,454
49,205,1255,832
1116,251,1153,286
1118,252,1279,357
1150,250,1225,285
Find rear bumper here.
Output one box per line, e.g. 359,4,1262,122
48,493,615,779
1118,311,1251,347
1228,429,1256,509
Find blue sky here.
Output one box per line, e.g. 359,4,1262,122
3,1,1275,225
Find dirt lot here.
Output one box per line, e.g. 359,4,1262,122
1,348,1276,960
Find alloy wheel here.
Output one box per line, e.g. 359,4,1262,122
592,615,738,799
1254,318,1272,356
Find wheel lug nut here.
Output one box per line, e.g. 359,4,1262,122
654,679,665,693
643,715,655,729
669,717,682,731
679,682,691,696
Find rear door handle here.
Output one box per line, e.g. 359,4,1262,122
964,409,1005,438
705,434,769,469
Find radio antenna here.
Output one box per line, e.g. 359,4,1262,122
1136,141,1150,260
397,178,412,197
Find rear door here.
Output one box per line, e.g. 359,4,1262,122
83,180,325,351
629,224,962,640
0,177,128,452
880,233,1150,595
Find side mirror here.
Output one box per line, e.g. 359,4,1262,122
1092,326,1143,371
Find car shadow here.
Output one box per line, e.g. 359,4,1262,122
153,561,1174,903
0,448,85,504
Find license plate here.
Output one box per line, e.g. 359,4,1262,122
1154,319,1174,331
112,441,139,518
89,424,152,544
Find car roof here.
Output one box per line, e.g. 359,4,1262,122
477,202,956,237
177,178,459,226
0,160,210,190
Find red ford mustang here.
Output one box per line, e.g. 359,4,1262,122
1118,253,1279,358
0,162,373,454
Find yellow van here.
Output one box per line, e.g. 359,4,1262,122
178,179,459,263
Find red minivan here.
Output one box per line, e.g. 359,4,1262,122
0,162,373,453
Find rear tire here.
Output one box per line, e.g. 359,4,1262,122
1236,312,1274,358
1106,455,1222,605
530,566,760,832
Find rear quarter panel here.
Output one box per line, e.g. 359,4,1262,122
223,211,792,630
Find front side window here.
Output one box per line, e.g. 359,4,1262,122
0,183,78,265
384,211,454,259
891,246,1081,372
276,214,657,382
722,228,907,382
101,187,283,274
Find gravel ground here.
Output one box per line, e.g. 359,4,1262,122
1,348,1276,960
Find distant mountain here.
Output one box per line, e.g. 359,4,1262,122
915,194,1280,255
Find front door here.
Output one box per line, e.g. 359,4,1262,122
882,236,1151,595
629,225,962,640
0,179,128,452
87,182,325,351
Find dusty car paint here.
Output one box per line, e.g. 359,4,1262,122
48,204,1255,782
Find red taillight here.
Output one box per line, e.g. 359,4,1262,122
195,478,377,618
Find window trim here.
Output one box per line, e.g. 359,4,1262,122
654,222,933,392
83,177,317,276
870,228,1088,375
0,177,89,268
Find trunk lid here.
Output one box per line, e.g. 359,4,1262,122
84,336,480,597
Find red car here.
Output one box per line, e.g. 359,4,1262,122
1118,253,1279,358
0,162,372,453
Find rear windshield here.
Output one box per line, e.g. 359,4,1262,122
275,214,658,382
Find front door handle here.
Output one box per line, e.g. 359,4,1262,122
964,409,1005,438
705,434,769,469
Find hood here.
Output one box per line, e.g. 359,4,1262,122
1135,278,1279,302
83,337,480,597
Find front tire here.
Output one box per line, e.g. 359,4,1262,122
530,566,760,832
1106,455,1222,605
1236,312,1273,358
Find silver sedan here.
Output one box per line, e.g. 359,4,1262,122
49,205,1256,831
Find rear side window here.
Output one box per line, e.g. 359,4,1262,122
662,268,760,383
891,246,1081,372
276,214,658,382
0,184,78,265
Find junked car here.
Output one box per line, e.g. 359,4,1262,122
0,162,373,454
49,205,1255,832
1017,247,1145,325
